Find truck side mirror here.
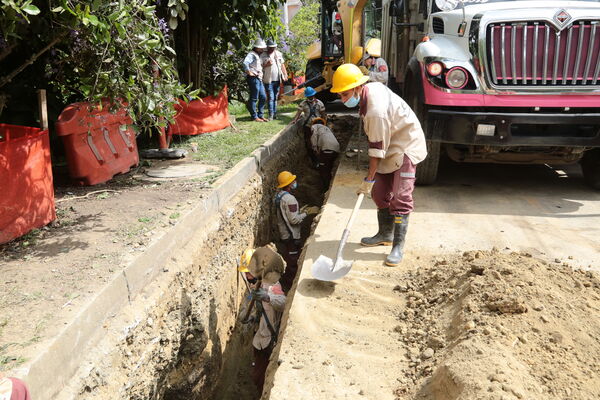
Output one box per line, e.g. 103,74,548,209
389,0,406,17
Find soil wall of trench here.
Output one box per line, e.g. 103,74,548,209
55,116,357,400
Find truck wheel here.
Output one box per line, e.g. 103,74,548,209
581,149,600,190
406,79,440,185
416,140,441,185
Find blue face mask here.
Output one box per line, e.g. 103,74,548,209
343,94,360,108
291,181,298,190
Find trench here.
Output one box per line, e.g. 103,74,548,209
164,115,356,400
71,116,358,400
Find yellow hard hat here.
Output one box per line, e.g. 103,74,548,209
238,248,255,272
330,63,369,93
351,46,364,65
277,171,297,188
311,117,327,126
365,38,382,58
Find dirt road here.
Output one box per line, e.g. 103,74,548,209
266,138,600,399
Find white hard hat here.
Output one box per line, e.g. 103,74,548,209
253,39,267,49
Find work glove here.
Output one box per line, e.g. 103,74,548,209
301,205,320,215
357,179,375,196
251,288,270,302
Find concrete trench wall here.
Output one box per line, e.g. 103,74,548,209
50,117,355,400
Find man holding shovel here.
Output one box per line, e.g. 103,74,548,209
330,64,427,267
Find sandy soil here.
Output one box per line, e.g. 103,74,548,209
266,127,600,400
394,250,600,399
0,161,208,372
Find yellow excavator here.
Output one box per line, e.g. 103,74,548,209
280,0,380,104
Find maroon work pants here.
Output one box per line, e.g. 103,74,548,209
371,155,416,215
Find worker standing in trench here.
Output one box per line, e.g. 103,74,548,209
238,246,286,394
330,64,427,266
274,171,319,291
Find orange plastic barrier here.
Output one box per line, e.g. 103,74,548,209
168,86,230,136
293,76,306,95
0,124,56,244
55,102,139,185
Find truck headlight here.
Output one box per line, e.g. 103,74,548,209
445,67,468,89
426,62,444,77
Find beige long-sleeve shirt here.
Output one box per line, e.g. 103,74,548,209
367,57,389,85
360,82,427,174
310,124,340,154
275,191,307,240
252,281,286,350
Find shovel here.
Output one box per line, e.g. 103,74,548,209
312,193,364,281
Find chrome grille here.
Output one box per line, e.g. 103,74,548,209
486,21,600,86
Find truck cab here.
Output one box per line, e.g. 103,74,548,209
382,0,600,188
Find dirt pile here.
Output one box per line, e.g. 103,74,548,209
394,250,600,400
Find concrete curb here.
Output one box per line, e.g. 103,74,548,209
23,122,301,400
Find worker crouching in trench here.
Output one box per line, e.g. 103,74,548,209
238,246,286,394
309,118,340,189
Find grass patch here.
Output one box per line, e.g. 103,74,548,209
173,100,299,170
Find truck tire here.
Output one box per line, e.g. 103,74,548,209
581,149,600,190
406,78,440,185
416,140,441,185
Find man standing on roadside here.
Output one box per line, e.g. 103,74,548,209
243,38,268,122
261,39,288,121
330,64,427,267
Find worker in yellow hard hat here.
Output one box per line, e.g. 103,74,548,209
330,64,427,267
362,38,389,85
274,171,319,291
238,246,286,393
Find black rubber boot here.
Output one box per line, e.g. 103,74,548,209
361,209,394,247
385,214,409,267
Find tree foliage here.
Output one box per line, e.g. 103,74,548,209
1,0,192,130
0,0,285,130
167,0,285,100
285,0,320,75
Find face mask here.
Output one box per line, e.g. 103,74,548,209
291,181,298,190
343,94,360,108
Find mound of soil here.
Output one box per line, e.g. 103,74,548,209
393,250,600,400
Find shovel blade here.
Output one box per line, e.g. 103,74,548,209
311,255,354,281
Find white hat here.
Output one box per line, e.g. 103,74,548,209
253,39,267,49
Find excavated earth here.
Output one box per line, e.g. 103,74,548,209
393,250,600,400
266,128,600,400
